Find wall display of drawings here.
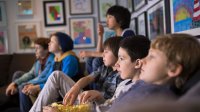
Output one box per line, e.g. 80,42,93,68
147,1,166,40
137,13,147,37
69,0,93,15
69,18,95,48
98,0,117,22
0,2,7,26
170,0,200,34
43,1,66,27
16,22,41,51
103,27,115,42
0,30,8,53
130,18,137,34
17,0,33,16
133,0,147,11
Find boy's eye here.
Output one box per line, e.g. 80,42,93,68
119,57,124,61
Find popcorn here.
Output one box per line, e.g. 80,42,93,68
51,102,91,112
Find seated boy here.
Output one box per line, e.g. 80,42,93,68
78,35,150,111
109,34,200,112
30,36,123,112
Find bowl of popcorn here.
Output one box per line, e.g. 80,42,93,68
51,102,92,112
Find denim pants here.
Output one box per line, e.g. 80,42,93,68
19,86,33,112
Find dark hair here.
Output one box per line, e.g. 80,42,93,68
104,36,123,58
51,32,74,52
120,35,151,62
34,37,50,50
106,5,131,30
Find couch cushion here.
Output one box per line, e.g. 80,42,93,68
8,53,36,84
0,55,12,86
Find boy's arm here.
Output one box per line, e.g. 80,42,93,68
96,23,104,52
63,75,96,105
79,50,103,58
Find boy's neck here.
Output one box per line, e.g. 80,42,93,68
115,28,123,36
132,70,140,82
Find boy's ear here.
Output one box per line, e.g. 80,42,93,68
135,59,142,69
167,63,182,77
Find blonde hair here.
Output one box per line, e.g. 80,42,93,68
151,34,200,88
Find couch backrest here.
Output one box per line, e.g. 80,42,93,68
0,54,12,86
7,53,36,84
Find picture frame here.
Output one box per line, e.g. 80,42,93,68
0,2,7,26
69,17,95,48
103,26,115,42
0,30,8,54
43,1,66,27
98,0,117,22
45,27,66,37
69,0,93,15
147,1,166,40
170,0,200,35
16,21,41,52
133,0,147,11
130,18,137,35
137,12,147,37
117,0,133,12
17,0,34,16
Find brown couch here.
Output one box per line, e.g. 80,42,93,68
0,53,35,111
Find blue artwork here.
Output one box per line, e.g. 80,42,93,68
172,0,200,32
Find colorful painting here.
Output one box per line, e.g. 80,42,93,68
43,1,66,26
98,0,116,22
0,30,8,53
17,0,33,16
16,22,41,51
69,0,92,15
70,18,95,48
147,1,165,40
170,0,200,32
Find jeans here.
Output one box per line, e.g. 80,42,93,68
19,86,33,112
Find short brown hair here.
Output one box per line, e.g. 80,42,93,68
34,37,50,50
151,34,200,87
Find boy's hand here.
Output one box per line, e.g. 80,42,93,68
98,23,104,37
78,90,104,104
63,85,81,105
5,82,18,96
26,84,40,96
43,106,59,112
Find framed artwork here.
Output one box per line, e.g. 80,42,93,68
133,0,147,11
147,1,166,40
69,17,95,48
17,0,33,16
98,0,117,22
103,27,115,42
137,12,147,37
0,2,7,26
43,1,66,27
117,0,133,12
16,21,41,51
0,30,8,53
45,27,66,37
170,0,200,35
69,0,93,15
130,18,137,34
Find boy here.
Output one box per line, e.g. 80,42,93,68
30,36,123,112
78,36,150,112
79,5,135,74
109,34,200,112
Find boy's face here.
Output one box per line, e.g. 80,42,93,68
106,14,120,30
102,47,117,67
140,48,169,84
48,36,61,53
115,48,137,80
34,44,48,59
